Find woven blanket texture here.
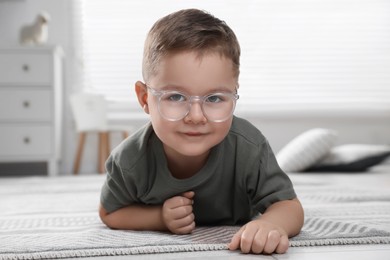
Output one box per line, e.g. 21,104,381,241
0,174,390,260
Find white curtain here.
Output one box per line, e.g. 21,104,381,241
74,0,390,118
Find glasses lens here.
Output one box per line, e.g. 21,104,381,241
202,93,236,122
158,92,189,121
156,91,237,122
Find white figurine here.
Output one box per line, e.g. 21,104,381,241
20,11,50,45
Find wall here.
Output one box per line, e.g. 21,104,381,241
242,112,390,153
0,1,389,175
0,0,70,46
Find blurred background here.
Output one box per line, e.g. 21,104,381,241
0,0,389,175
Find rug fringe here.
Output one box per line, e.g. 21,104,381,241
291,237,390,247
0,244,228,260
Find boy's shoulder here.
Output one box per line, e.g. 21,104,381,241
109,122,154,168
229,116,267,147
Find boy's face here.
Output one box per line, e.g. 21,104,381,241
137,51,238,161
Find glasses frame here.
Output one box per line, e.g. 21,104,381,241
146,85,239,122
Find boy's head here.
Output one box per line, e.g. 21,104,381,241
142,8,241,83
136,9,240,162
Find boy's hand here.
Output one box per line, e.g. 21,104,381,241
228,219,289,254
162,191,195,234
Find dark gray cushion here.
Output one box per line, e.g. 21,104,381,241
306,144,390,172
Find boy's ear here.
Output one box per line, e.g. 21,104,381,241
135,81,149,114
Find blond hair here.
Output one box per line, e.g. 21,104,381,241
142,9,241,82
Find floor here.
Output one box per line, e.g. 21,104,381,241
63,164,390,260
63,245,390,260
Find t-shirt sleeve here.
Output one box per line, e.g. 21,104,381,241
100,155,139,213
249,140,297,213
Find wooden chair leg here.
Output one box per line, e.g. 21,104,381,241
122,131,129,139
105,132,111,161
73,132,86,175
98,132,109,174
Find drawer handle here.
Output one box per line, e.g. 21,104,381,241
22,64,30,72
23,137,30,144
23,101,30,108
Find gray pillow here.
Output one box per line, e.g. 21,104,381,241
276,128,338,172
306,144,390,172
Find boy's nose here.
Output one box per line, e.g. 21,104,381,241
184,102,207,124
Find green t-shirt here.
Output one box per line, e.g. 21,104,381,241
100,116,296,225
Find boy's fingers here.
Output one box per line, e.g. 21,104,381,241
251,230,267,254
228,227,244,250
239,228,257,254
275,235,289,254
165,194,193,209
174,221,196,235
170,213,195,229
181,191,195,199
172,205,193,219
262,230,280,254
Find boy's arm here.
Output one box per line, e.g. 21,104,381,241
99,203,166,231
259,197,304,237
99,191,195,234
229,198,304,254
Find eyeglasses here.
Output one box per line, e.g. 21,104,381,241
146,85,239,122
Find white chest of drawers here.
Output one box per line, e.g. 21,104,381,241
0,47,63,176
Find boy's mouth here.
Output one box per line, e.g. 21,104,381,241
183,132,205,137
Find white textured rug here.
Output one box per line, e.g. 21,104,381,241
0,174,390,260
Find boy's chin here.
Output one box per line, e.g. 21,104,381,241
168,144,213,158
176,147,211,158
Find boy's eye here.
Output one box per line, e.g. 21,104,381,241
164,93,187,102
206,94,224,103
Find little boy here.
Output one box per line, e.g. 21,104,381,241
99,8,304,254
